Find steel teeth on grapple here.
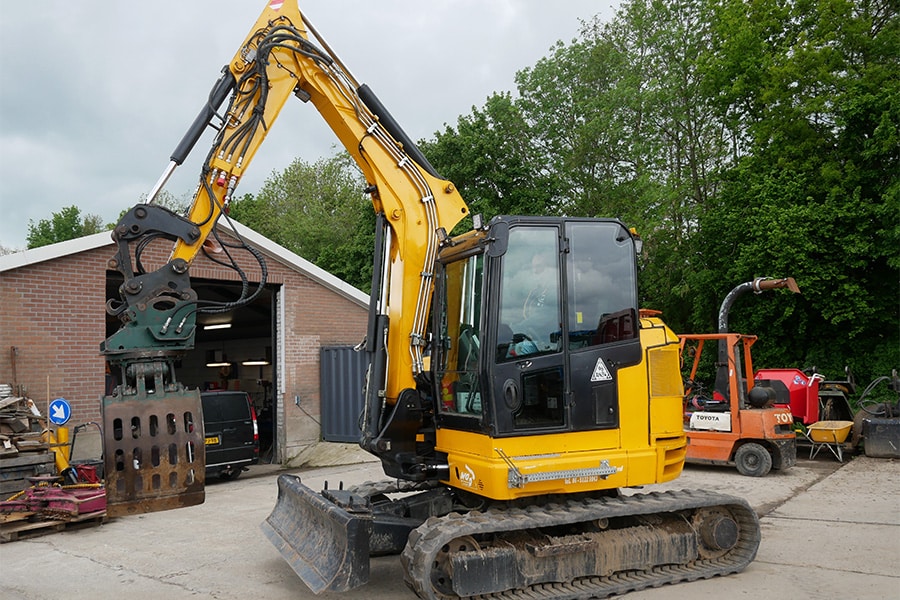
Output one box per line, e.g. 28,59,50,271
261,474,372,593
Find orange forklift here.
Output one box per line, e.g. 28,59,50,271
679,278,800,476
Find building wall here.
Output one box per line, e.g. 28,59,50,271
0,247,108,421
0,235,367,464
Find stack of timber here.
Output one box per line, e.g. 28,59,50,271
1,395,55,497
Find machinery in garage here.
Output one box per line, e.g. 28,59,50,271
98,1,762,597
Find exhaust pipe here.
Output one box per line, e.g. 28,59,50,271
717,277,800,334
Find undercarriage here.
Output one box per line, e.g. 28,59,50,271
262,475,760,599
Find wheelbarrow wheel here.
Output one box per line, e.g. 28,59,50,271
735,443,772,477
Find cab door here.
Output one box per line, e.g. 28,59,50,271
563,221,642,432
491,224,567,435
488,219,642,437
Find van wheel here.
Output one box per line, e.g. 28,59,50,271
220,468,242,481
735,443,772,477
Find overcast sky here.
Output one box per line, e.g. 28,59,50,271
0,1,617,250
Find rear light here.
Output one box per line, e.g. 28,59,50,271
250,405,259,447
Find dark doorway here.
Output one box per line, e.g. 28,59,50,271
103,273,279,462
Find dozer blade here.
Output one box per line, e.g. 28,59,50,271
261,474,373,594
102,387,205,517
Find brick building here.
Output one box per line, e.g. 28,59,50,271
0,222,368,466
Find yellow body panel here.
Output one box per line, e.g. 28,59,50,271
436,315,686,501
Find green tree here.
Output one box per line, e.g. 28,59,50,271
229,153,374,291
511,0,731,329
692,0,900,382
421,0,898,386
26,205,106,249
421,92,561,223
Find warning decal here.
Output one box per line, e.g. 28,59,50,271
590,357,613,382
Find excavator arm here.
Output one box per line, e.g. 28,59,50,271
195,1,469,395
102,0,467,515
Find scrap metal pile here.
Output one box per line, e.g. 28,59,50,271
0,386,107,542
1,390,55,495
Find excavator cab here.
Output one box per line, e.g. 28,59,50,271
348,216,648,492
433,217,642,440
343,216,654,494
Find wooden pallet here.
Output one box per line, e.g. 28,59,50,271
0,510,107,543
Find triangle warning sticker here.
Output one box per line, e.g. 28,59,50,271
591,357,612,382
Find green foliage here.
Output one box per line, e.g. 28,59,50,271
691,0,900,384
422,0,898,385
229,153,374,292
419,92,561,223
426,0,734,332
210,0,898,389
26,205,106,249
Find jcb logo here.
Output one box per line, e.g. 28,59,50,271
459,464,476,488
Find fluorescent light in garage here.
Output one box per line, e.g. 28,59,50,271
241,347,271,366
206,350,231,367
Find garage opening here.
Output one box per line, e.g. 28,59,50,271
104,274,280,464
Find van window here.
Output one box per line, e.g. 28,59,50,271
218,393,249,421
203,392,250,422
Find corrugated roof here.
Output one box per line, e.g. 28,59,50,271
0,220,368,308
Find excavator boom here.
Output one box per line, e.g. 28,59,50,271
102,0,466,515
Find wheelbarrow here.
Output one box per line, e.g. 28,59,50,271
804,420,854,462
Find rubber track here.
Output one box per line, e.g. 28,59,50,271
400,489,760,600
343,479,442,498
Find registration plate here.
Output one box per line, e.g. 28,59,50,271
205,436,220,445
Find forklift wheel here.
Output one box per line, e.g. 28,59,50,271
735,443,772,477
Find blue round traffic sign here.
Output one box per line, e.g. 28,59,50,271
48,398,71,425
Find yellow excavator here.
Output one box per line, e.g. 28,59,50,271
100,1,760,597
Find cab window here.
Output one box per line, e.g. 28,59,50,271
566,222,638,348
496,227,561,361
436,254,483,415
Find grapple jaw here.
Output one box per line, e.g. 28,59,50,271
261,474,373,593
102,384,205,517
